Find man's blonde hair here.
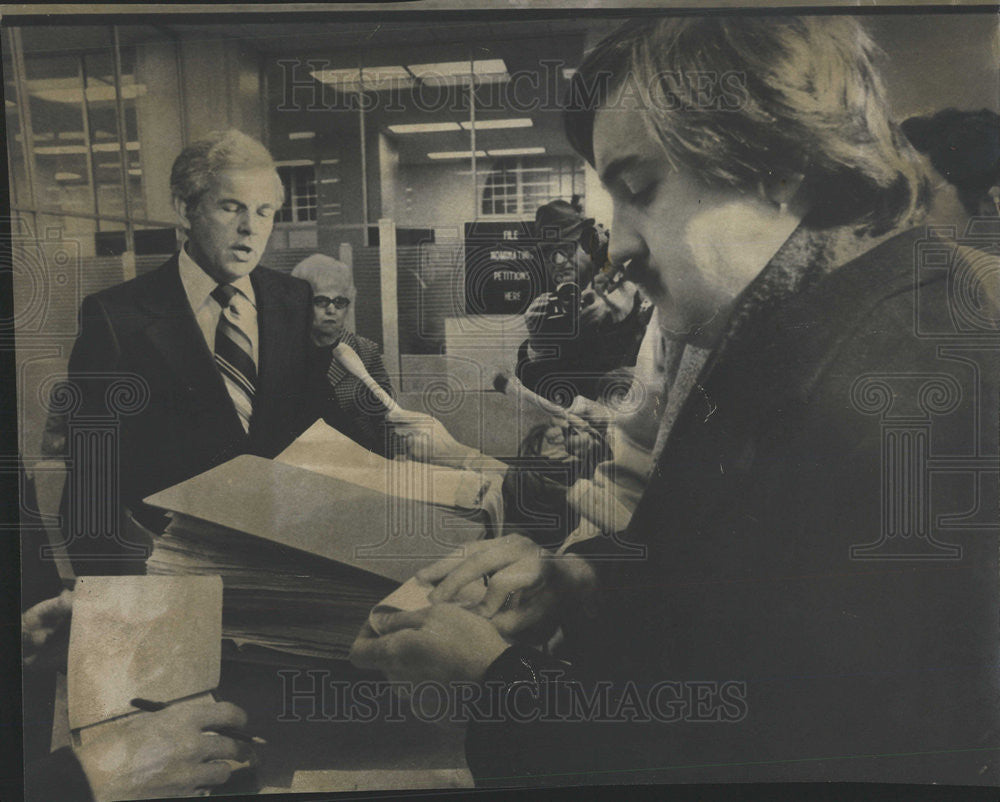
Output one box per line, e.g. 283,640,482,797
170,129,285,209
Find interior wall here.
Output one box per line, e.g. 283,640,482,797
869,14,999,120
180,38,265,141
394,162,478,229
134,41,184,224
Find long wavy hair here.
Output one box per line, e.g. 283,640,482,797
565,17,930,235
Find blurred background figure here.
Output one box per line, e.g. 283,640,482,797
516,199,651,405
902,108,1000,226
509,305,711,555
292,254,397,456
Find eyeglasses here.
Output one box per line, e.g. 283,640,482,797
547,228,604,266
313,295,351,310
549,248,575,267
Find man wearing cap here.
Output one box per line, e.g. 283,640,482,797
516,199,651,405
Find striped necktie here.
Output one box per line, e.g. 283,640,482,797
211,283,256,433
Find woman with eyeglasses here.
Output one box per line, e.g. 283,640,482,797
291,253,396,455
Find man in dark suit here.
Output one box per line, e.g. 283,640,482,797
62,130,313,575
291,253,396,456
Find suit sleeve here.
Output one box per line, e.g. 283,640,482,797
62,294,126,574
67,294,123,414
465,646,599,788
24,748,95,802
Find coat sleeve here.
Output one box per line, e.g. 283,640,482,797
62,295,132,575
24,748,95,802
464,645,603,789
66,294,123,414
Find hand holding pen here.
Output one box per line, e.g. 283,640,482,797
73,698,254,802
131,697,267,745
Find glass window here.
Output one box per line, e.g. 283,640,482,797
479,157,586,219
24,53,95,218
481,159,519,216
17,28,165,228
275,164,318,223
83,50,149,225
4,34,29,206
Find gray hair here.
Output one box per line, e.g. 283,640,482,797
291,253,357,300
170,129,285,209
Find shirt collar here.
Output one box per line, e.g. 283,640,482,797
178,244,256,310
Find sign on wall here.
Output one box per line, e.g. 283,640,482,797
463,220,543,315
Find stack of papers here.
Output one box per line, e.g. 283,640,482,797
145,435,493,663
147,517,392,660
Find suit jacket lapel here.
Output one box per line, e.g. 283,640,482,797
251,266,296,428
138,255,245,440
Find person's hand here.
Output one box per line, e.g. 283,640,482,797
579,289,617,329
566,395,616,427
581,280,635,329
415,534,596,641
388,409,480,468
556,420,605,466
524,292,558,336
75,700,251,802
534,401,609,472
22,589,73,670
350,604,509,686
530,423,602,478
533,424,575,462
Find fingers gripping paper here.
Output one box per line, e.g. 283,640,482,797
275,419,487,509
368,575,488,635
277,419,506,536
67,576,222,731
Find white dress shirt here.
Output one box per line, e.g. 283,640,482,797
177,246,259,368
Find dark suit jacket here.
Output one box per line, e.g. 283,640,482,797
62,254,313,574
466,227,1000,787
305,330,396,456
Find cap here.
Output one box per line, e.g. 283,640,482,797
534,200,595,243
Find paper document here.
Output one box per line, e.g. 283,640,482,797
145,454,489,661
276,420,487,509
68,575,222,732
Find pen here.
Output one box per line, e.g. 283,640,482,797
211,726,268,746
130,698,268,745
130,697,168,712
